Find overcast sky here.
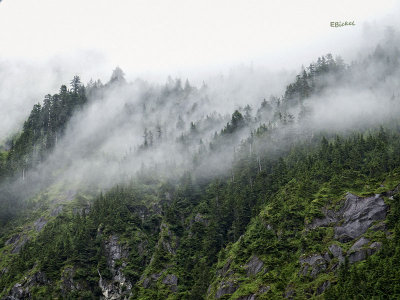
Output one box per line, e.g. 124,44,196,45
0,0,398,83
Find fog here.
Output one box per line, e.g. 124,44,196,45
1,25,396,201
0,2,400,208
0,52,109,142
1,0,398,142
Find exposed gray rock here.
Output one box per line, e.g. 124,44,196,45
245,256,264,276
348,243,381,264
193,213,209,226
142,272,163,289
334,193,387,242
11,235,28,254
60,267,81,295
284,286,296,299
316,280,331,295
98,234,132,299
350,237,370,251
27,272,48,287
137,239,148,256
328,244,344,263
383,183,400,197
4,283,29,300
5,234,20,246
299,254,327,278
160,222,178,255
348,249,367,263
50,205,63,217
370,221,386,232
309,207,338,229
73,206,90,216
370,241,382,250
162,274,178,292
218,258,233,277
4,271,48,299
162,240,176,255
215,280,238,299
142,277,151,289
258,286,271,294
34,217,47,232
310,192,387,242
323,252,331,263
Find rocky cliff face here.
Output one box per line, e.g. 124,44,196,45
310,192,388,242
2,271,48,300
298,192,388,279
98,235,132,300
207,189,392,299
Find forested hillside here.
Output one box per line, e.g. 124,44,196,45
1,32,400,299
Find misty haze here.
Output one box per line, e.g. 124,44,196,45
1,1,400,299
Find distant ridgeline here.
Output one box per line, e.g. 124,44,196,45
0,76,87,181
2,43,397,184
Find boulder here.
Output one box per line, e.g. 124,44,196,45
350,237,370,252
244,256,264,276
348,249,367,263
162,274,178,292
258,286,271,294
299,254,327,278
328,244,344,263
370,241,382,250
215,280,238,299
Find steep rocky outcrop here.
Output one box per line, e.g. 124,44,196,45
215,280,239,299
33,217,47,232
244,256,264,277
5,234,28,254
328,244,344,263
98,235,132,299
3,271,48,300
310,192,388,242
299,254,327,278
334,193,387,242
297,191,390,289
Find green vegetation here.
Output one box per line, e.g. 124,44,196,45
1,40,400,299
1,125,400,298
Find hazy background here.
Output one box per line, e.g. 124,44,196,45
0,0,399,141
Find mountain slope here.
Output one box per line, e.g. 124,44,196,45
1,126,400,299
1,35,400,299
